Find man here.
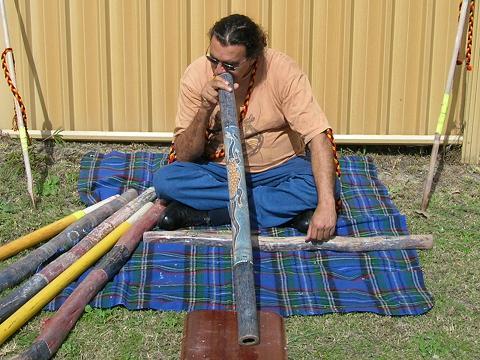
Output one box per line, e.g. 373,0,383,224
153,14,339,241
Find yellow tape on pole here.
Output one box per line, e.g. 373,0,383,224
18,127,28,149
435,93,451,134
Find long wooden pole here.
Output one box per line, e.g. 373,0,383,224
421,0,469,211
0,195,119,261
0,0,35,206
16,200,166,360
0,189,138,293
0,187,156,323
1,129,464,145
218,72,258,346
0,202,154,346
144,230,434,252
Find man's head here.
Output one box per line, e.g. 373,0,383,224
208,14,267,59
206,14,267,77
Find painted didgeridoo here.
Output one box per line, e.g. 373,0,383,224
15,200,166,360
0,202,154,346
0,188,156,323
218,72,258,346
0,189,138,293
0,195,119,261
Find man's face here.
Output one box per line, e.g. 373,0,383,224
207,36,252,81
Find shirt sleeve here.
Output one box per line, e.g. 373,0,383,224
277,55,331,144
173,59,209,138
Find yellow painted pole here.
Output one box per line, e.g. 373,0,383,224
0,202,153,345
0,195,119,261
420,0,469,211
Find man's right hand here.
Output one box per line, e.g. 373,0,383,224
174,75,238,162
200,75,237,110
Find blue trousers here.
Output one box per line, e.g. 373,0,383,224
153,156,340,228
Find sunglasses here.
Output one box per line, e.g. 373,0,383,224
205,50,248,72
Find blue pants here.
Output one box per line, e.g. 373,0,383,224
153,156,340,228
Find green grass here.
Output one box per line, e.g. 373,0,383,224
0,138,479,359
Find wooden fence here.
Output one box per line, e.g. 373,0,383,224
0,0,478,163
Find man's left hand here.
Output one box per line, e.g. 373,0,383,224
305,204,337,242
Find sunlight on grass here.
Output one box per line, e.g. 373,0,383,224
0,140,478,359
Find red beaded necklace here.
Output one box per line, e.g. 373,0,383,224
239,60,258,122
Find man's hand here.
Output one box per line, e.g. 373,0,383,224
306,132,338,242
305,202,337,242
200,75,238,110
174,75,239,162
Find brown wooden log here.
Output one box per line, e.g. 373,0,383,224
143,230,433,252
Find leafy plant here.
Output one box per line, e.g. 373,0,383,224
41,128,65,145
37,175,60,196
61,340,81,358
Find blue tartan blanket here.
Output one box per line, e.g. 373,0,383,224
45,152,433,316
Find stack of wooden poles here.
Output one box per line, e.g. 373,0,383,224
0,188,166,359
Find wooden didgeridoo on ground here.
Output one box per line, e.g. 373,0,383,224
0,202,155,346
218,72,259,346
0,195,119,261
0,188,156,323
15,201,166,360
0,189,138,293
144,231,434,252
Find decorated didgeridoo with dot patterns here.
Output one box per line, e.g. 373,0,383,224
218,72,259,346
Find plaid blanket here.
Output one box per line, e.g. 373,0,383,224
45,152,433,316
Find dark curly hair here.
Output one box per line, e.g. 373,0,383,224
208,14,267,59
